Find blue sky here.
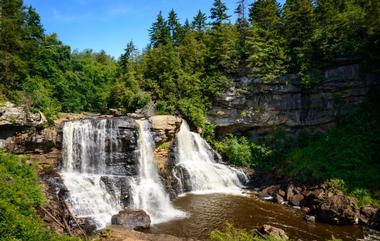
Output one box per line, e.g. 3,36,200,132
24,0,284,58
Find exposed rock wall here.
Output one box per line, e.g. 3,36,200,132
208,64,380,136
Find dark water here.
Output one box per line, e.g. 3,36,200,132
149,193,364,241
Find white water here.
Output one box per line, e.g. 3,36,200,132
130,120,186,224
61,119,122,229
174,121,247,194
61,118,185,229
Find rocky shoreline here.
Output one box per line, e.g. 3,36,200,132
248,169,380,232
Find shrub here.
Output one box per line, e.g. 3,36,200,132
209,224,287,241
0,152,79,241
216,136,253,167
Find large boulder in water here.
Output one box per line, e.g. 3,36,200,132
111,209,151,230
315,194,359,225
148,115,182,145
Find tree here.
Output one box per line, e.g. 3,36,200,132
235,0,249,66
210,0,231,27
168,9,182,45
149,11,170,47
0,0,28,91
119,41,138,73
192,10,207,33
248,0,281,32
246,0,286,82
283,0,316,78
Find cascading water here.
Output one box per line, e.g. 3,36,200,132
173,121,247,194
61,119,124,229
61,118,185,229
130,120,186,224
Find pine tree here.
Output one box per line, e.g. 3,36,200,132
283,0,315,78
119,41,138,73
168,9,182,45
235,0,249,66
210,0,231,27
149,11,170,47
246,0,286,82
0,0,27,90
192,10,207,33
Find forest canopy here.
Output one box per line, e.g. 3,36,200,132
0,0,379,128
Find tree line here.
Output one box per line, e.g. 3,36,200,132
0,0,379,128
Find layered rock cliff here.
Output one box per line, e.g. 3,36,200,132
208,64,380,136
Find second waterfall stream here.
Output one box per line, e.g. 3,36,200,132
60,117,247,229
129,120,185,223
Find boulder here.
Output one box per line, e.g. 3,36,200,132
259,185,280,199
360,206,380,230
78,218,97,235
258,224,289,240
305,215,316,223
148,115,182,145
316,195,359,225
286,184,295,201
111,209,151,230
289,193,305,206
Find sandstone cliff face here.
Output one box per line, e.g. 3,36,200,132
208,64,380,136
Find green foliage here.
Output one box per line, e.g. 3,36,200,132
286,98,380,204
0,152,79,241
209,224,286,241
215,136,253,167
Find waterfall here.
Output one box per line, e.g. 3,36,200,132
61,118,185,229
174,121,247,194
61,119,123,229
129,120,186,224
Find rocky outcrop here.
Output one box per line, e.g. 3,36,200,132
208,64,380,136
111,209,151,230
0,101,46,127
360,206,380,230
148,115,183,199
315,195,359,225
0,101,48,151
149,115,182,145
257,183,361,226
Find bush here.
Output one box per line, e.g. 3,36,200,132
209,224,286,241
0,152,79,241
216,136,253,167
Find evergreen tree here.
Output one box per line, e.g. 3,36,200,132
235,0,249,67
246,0,286,82
283,0,316,79
192,10,207,33
119,41,138,73
0,0,27,91
168,9,182,45
149,11,170,47
210,0,231,27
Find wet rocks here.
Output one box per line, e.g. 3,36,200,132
111,209,151,230
257,183,363,227
315,195,359,225
258,225,289,240
360,206,380,230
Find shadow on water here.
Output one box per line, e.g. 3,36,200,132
148,193,363,241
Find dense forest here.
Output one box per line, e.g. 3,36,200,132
1,0,379,127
